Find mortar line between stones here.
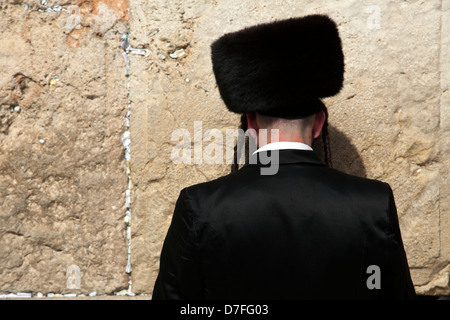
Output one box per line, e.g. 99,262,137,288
437,0,443,256
124,65,133,296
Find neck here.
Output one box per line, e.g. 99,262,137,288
257,131,312,148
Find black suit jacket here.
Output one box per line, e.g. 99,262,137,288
153,150,416,299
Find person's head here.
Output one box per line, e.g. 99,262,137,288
246,111,326,148
210,15,344,171
230,99,332,172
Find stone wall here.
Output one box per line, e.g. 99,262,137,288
1,0,449,297
0,0,130,295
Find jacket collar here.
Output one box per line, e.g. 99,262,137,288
246,149,325,167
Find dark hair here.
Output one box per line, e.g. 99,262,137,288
319,101,333,168
231,114,249,173
230,103,332,172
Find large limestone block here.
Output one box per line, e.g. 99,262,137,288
0,1,129,294
125,0,449,295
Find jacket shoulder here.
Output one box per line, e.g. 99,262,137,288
182,165,394,221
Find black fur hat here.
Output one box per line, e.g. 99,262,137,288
211,15,345,119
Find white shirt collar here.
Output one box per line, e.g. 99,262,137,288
252,142,313,155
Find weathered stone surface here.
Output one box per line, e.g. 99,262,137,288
128,0,450,296
0,1,129,294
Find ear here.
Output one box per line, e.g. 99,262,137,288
246,112,258,139
312,111,326,139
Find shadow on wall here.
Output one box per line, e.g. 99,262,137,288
313,125,367,178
